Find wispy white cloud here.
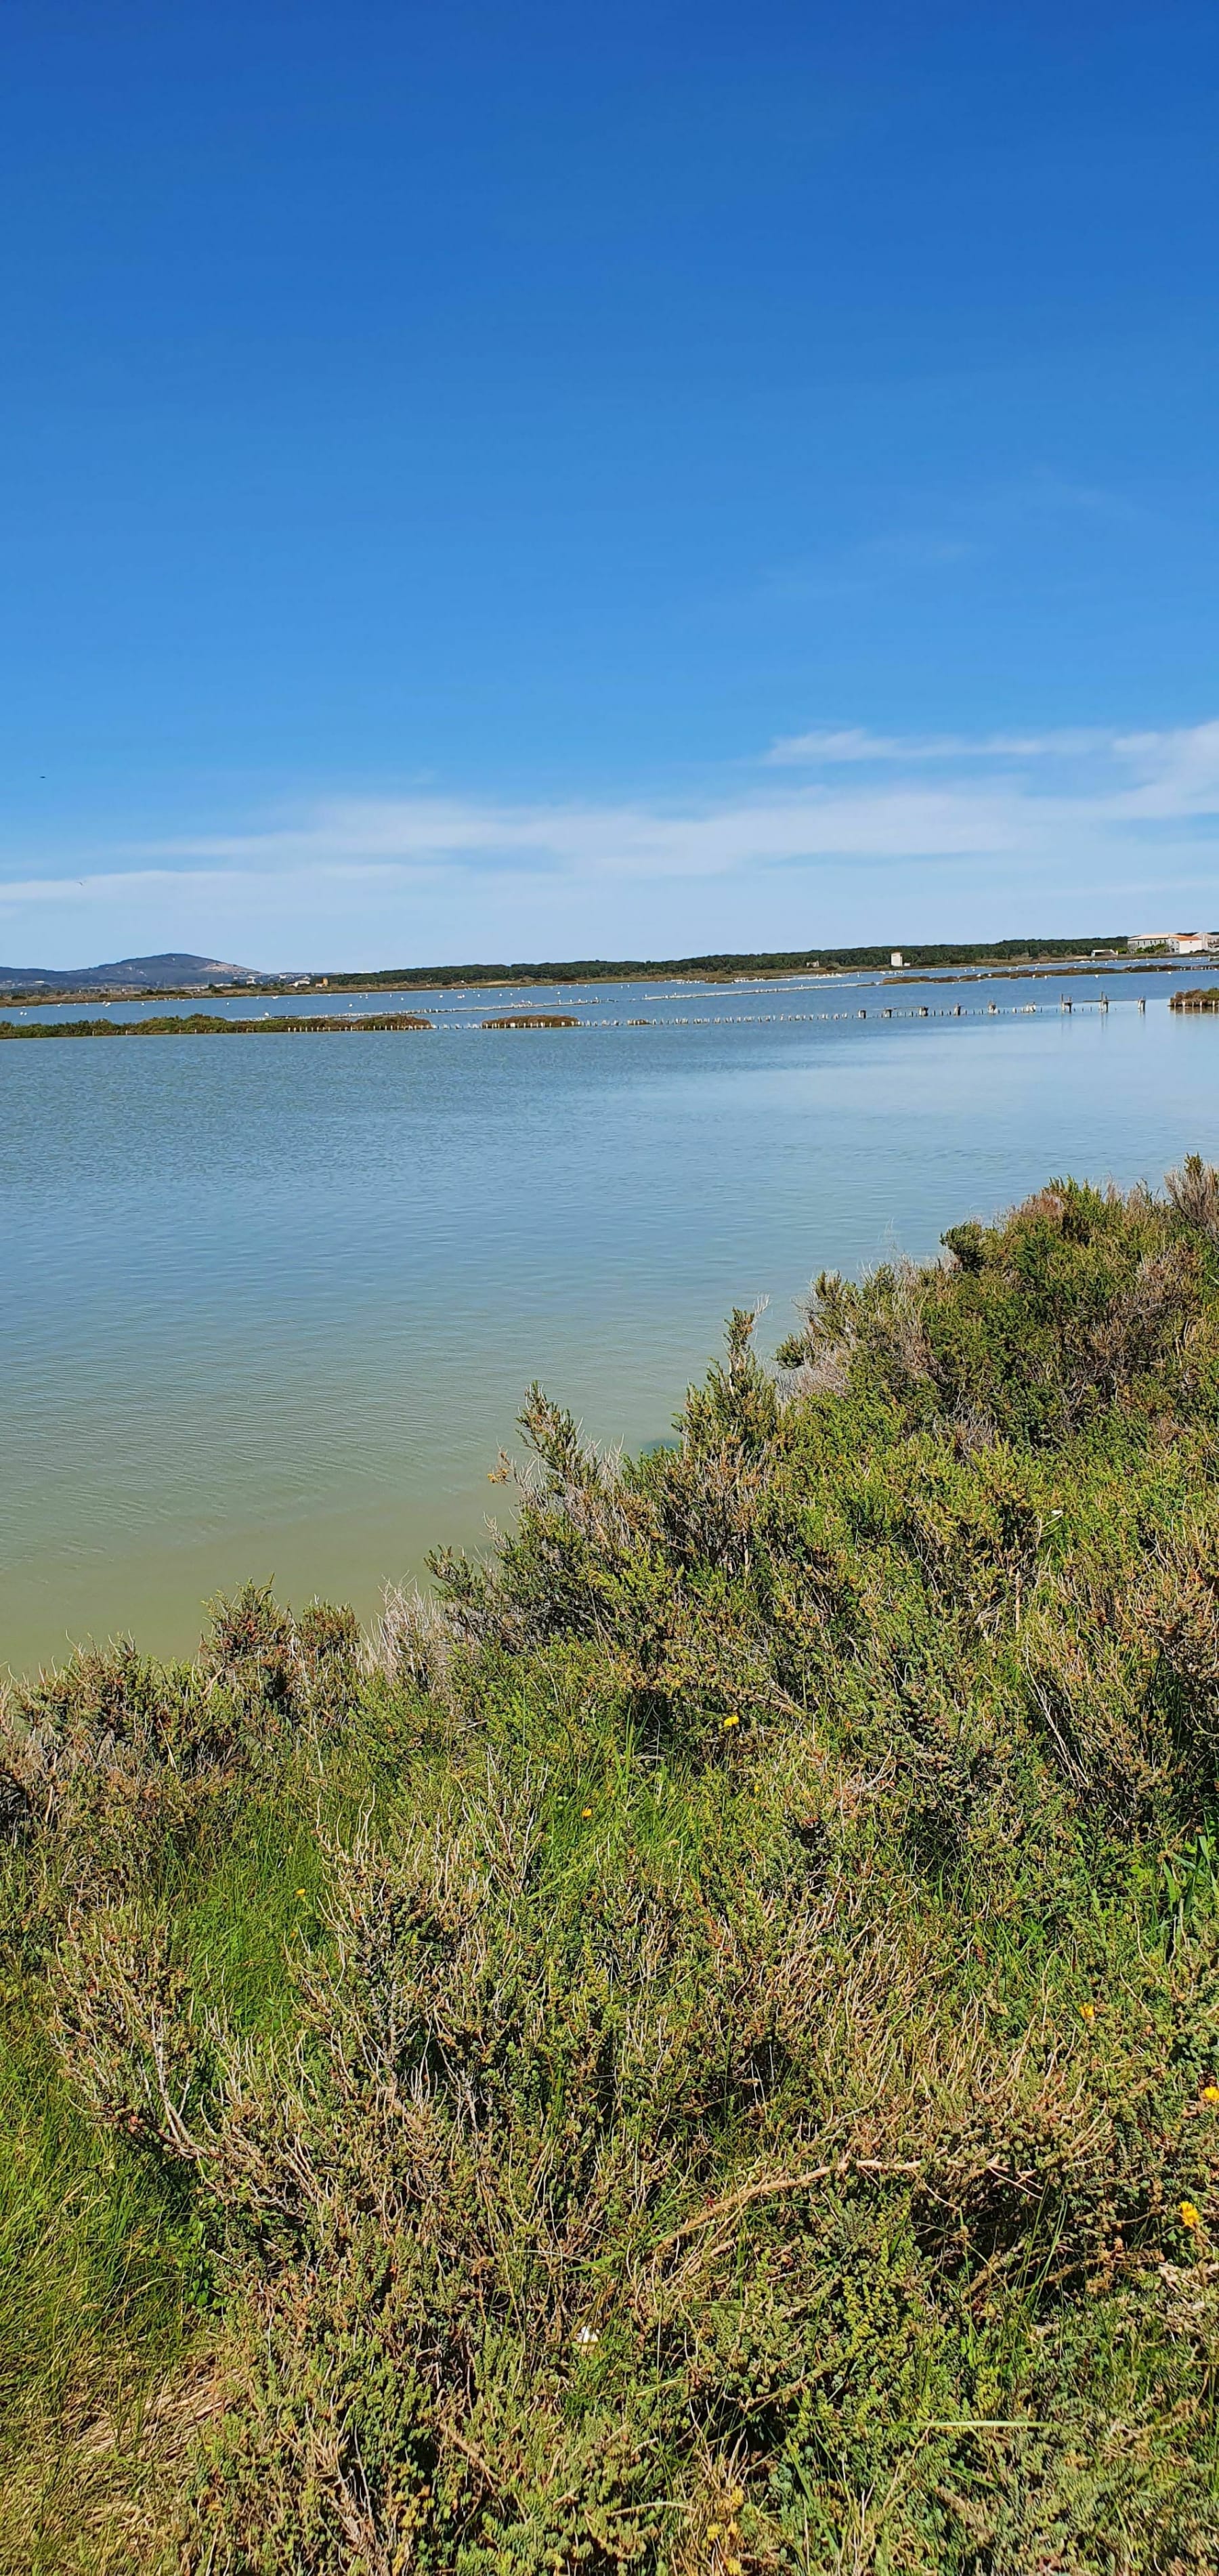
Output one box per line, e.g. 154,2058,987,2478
1005,472,1149,528
1109,721,1219,815
3,720,1218,959
762,725,1112,767
753,474,1149,614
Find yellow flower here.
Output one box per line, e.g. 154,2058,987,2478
1079,2002,1096,2022
1202,2085,1219,2105
580,1807,593,1818
722,1714,740,1730
1180,2199,1202,2229
295,1887,307,1897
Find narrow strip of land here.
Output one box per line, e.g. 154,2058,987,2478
0,1010,434,1039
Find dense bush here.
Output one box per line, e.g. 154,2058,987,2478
3,1171,1219,2571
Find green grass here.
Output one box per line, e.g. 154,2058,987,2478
3,1167,1219,2569
0,2007,202,2573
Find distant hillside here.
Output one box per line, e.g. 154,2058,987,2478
0,951,261,993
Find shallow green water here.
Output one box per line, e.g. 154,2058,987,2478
3,968,1216,1673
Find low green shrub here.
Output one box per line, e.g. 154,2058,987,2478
3,1169,1219,2569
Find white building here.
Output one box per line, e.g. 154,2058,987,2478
1128,931,1219,956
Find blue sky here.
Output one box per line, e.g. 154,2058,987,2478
2,0,1217,968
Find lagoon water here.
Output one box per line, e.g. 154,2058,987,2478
3,966,1217,1675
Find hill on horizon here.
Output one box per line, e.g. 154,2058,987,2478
0,951,262,992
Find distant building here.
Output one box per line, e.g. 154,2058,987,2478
1128,931,1219,955
890,949,904,967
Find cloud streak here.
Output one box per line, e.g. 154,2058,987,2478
763,725,1115,767
3,721,1218,957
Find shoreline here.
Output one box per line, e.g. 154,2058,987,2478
3,953,1215,1020
8,941,1212,1011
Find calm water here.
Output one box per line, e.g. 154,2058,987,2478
3,967,1216,1675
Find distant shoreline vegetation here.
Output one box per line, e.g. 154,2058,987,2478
258,934,1135,991
0,932,1179,1007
